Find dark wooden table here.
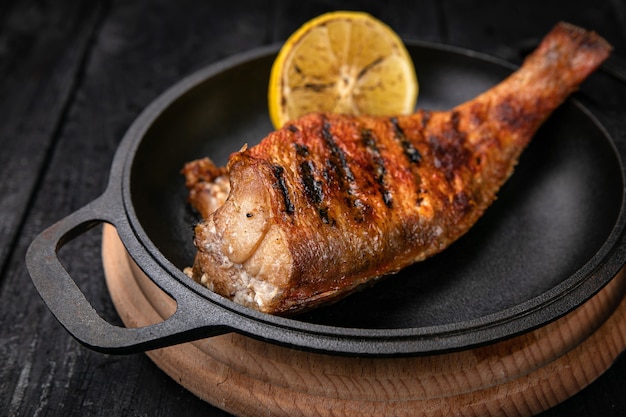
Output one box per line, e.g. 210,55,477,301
2,1,625,415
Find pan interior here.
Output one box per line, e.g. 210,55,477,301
129,45,623,330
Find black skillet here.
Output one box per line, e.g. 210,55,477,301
26,41,626,356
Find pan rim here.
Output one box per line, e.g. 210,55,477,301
115,41,626,356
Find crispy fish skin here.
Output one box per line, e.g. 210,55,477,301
183,22,611,315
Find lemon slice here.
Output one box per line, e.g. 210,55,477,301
268,11,418,129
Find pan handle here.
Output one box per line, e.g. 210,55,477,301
25,190,232,354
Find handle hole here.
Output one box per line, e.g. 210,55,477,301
101,224,177,328
57,223,124,327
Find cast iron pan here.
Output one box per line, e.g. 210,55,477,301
26,41,626,356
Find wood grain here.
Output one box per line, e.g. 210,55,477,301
103,224,626,417
0,0,105,276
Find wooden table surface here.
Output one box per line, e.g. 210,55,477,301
2,1,625,416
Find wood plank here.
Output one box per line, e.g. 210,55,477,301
0,0,106,276
2,1,273,415
441,0,626,60
267,1,441,42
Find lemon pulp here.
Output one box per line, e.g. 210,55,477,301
268,11,418,129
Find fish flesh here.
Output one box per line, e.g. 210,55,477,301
182,22,611,315
183,23,611,315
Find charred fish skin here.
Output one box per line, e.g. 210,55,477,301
184,22,612,315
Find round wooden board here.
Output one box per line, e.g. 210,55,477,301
102,224,626,417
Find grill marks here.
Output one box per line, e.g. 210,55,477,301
294,142,333,224
321,120,356,187
296,144,323,205
277,114,448,224
391,117,422,164
271,164,294,215
320,119,364,221
272,112,473,223
362,128,393,208
284,116,404,224
390,116,425,206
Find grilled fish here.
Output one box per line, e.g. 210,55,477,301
183,22,611,315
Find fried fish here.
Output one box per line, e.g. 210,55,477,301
183,22,611,315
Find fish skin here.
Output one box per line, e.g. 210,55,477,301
183,22,612,315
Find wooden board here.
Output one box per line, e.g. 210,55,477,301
102,224,626,417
